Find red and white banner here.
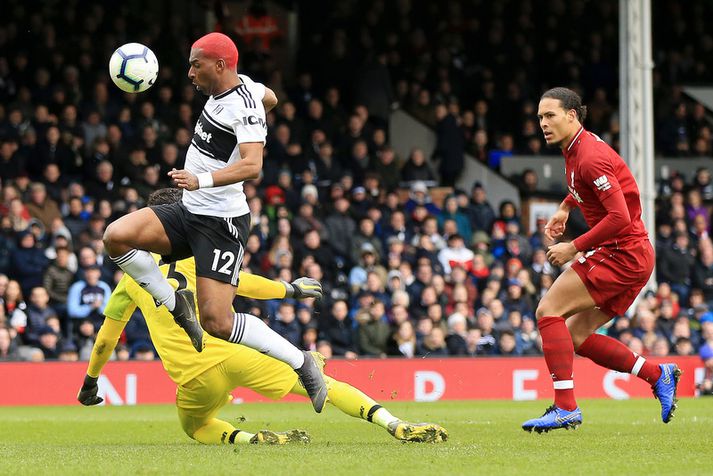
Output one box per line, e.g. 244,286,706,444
0,356,704,406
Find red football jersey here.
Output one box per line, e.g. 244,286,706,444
563,127,649,249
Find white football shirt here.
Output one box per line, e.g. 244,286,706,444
182,74,266,217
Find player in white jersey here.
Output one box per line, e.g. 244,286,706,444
103,32,328,412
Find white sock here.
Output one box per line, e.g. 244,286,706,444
229,313,305,369
112,249,176,310
371,406,399,428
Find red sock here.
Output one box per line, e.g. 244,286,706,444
577,334,662,385
538,316,577,410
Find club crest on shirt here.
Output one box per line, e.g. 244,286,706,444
568,186,583,203
568,170,583,203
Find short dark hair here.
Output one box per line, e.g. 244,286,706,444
147,188,183,206
540,87,587,122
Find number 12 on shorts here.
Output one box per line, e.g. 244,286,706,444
211,249,236,275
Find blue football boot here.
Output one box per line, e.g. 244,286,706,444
652,363,682,423
522,405,583,433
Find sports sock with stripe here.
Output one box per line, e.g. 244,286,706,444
229,312,305,369
538,315,577,411
324,377,399,428
192,418,253,445
111,249,176,311
577,333,662,384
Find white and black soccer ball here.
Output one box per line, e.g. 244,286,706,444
108,43,159,93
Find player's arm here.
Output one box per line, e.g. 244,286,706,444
547,156,629,266
544,198,574,241
563,193,579,210
572,188,631,252
170,141,264,190
263,86,278,112
548,189,632,265
77,275,136,406
237,272,323,300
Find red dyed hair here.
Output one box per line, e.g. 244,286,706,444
192,32,239,70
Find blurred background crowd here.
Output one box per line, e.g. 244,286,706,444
0,0,711,392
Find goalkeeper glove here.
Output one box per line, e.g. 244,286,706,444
77,375,104,406
283,277,323,299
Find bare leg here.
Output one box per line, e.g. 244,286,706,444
104,208,176,311
195,276,327,412
534,267,597,411
196,276,305,369
103,208,172,256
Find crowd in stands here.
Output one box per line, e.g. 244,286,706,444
0,1,711,391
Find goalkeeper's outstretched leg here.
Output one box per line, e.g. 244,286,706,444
288,353,448,443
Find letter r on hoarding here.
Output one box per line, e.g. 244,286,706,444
414,371,445,402
513,369,538,400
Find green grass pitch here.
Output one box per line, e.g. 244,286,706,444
0,399,711,475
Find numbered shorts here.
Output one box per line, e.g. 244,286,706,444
175,348,298,436
570,239,655,318
151,202,249,285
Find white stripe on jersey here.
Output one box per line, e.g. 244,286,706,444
182,73,267,218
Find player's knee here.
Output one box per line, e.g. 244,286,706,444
535,302,550,321
200,311,233,340
181,424,196,440
103,221,130,255
103,222,119,252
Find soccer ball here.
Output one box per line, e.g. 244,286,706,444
108,43,159,93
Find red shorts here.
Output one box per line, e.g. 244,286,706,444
571,238,655,317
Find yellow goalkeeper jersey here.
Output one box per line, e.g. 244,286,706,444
103,256,240,385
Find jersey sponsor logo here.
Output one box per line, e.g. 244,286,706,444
238,115,267,129
190,111,238,162
194,120,213,143
593,175,611,192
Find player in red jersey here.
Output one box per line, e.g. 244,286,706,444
522,87,681,433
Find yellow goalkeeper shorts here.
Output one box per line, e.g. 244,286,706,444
176,349,299,436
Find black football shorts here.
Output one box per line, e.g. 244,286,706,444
151,201,249,286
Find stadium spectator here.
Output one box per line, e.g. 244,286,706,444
66,265,111,331
401,149,437,184
0,0,712,365
11,230,49,297
23,286,57,346
387,320,417,358
357,299,390,357
432,104,465,186
36,325,61,360
26,182,61,229
417,327,449,357
321,300,357,359
272,301,301,348
0,326,20,361
445,312,468,356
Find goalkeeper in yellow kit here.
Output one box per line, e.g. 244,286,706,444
77,188,447,445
